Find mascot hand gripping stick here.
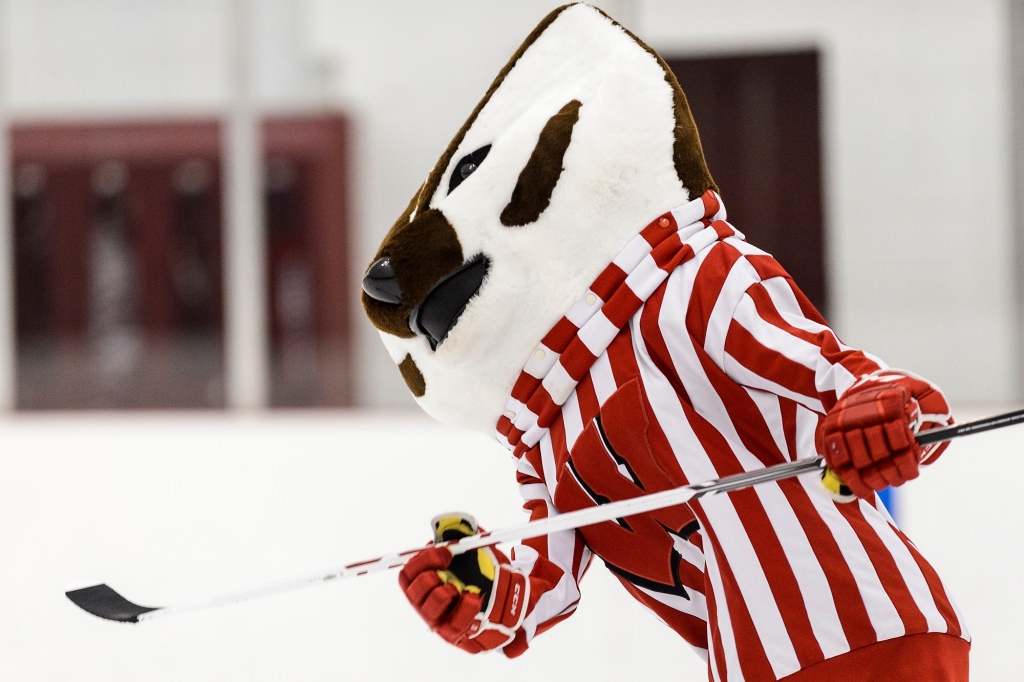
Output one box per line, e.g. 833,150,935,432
361,4,970,680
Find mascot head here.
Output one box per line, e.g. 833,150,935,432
361,3,715,433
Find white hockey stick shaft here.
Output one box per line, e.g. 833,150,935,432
73,456,825,623
145,457,827,620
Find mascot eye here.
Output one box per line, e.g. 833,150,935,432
448,144,492,194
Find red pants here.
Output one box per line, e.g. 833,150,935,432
780,634,970,681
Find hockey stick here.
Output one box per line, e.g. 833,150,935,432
914,406,1024,445
66,456,826,623
66,407,1024,624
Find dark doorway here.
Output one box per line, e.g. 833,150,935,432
667,51,826,314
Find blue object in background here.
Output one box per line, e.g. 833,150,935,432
877,486,897,522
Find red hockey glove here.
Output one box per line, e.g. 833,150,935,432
816,372,952,499
398,514,529,654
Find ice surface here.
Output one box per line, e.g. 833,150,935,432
0,409,695,680
0,406,1015,680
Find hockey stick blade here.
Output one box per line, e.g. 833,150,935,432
65,584,158,623
66,407,1024,624
66,456,826,623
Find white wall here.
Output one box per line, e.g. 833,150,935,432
2,0,1015,409
303,0,1019,409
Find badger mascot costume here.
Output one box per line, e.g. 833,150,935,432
361,4,969,680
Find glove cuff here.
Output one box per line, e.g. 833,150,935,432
467,562,530,650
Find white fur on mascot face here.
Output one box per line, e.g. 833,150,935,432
362,3,714,434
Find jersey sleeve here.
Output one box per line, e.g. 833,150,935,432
500,447,593,657
707,243,887,415
706,240,952,462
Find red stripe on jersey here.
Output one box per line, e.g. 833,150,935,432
547,408,571,474
637,285,695,408
561,338,599,382
702,190,721,217
712,219,734,240
525,384,557,429
781,398,799,459
639,213,677,245
726,321,823,401
739,256,831,327
573,374,601,427
542,317,580,354
684,242,745,349
891,525,964,639
659,242,697,273
602,286,643,330
746,253,790,281
845,509,930,634
591,264,626,302
604,332,644,392
700,517,779,681
650,233,685,271
497,414,514,438
730,485,825,669
780,484,880,648
510,372,541,401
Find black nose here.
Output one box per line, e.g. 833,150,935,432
362,256,404,305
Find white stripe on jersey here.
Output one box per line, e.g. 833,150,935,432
512,543,584,641
703,539,743,682
861,505,949,633
631,318,797,677
560,389,586,452
578,312,620,358
522,343,559,379
743,387,790,460
624,253,672,301
724,347,827,413
753,479,852,659
565,291,603,328
798,477,906,642
537,432,561,509
702,252,762,366
794,404,823,460
542,361,577,407
588,353,619,405
701,494,803,679
613,230,660,273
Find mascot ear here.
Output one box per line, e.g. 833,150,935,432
500,99,583,227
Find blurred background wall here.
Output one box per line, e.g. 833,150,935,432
0,0,1021,680
0,0,1018,412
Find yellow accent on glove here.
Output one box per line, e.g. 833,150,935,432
821,467,857,503
433,514,479,541
434,570,482,595
430,513,497,592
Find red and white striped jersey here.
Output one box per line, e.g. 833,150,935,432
494,191,968,680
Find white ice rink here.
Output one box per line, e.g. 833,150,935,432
1,406,1019,680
